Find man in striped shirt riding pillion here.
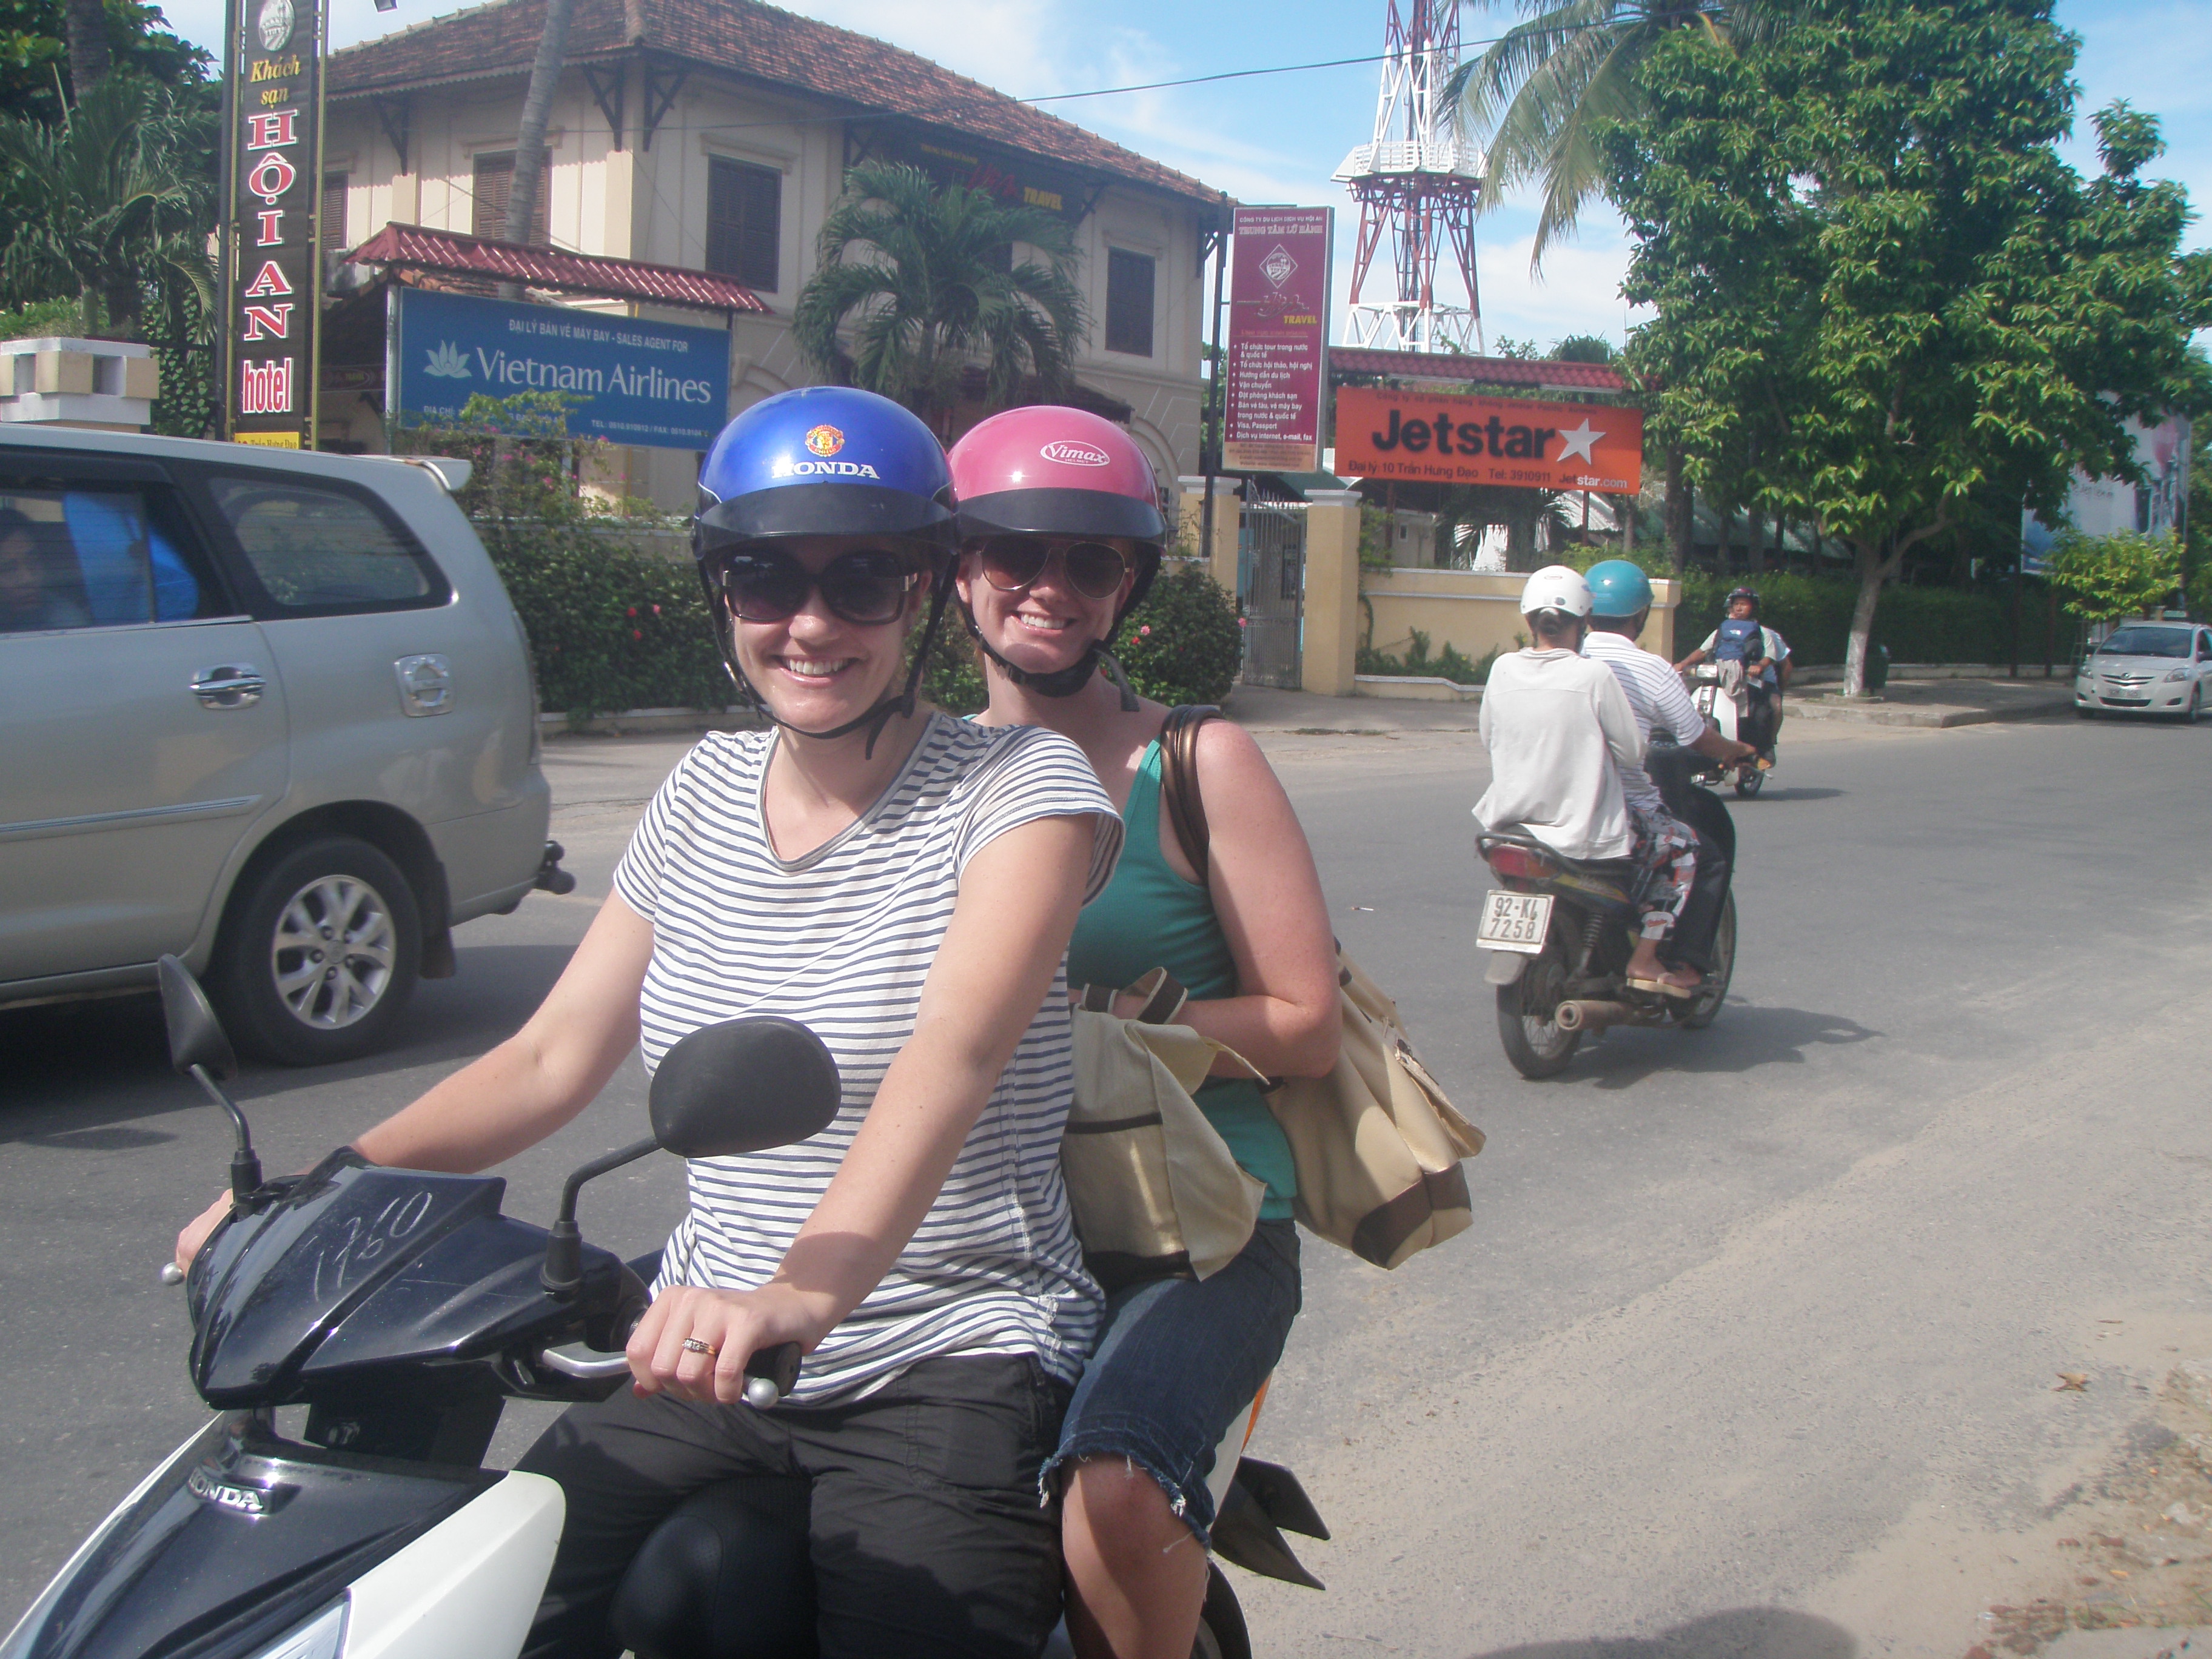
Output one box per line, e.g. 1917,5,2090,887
1581,560,1755,992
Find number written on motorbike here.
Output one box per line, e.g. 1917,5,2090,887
1477,891,1553,955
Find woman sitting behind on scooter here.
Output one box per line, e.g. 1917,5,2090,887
173,388,1123,1659
947,409,1340,1659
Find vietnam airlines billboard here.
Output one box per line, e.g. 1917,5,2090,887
1335,386,1644,494
389,289,731,451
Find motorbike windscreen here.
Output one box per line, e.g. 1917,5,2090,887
191,1151,508,1404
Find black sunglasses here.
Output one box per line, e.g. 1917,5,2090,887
973,536,1130,600
709,548,920,626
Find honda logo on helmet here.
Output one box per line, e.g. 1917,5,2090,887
1041,440,1111,468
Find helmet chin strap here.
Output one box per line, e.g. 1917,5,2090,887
706,568,956,760
961,611,1141,712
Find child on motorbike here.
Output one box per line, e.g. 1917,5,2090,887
1677,586,1791,762
174,388,1123,1659
945,407,1340,1659
1475,566,1699,995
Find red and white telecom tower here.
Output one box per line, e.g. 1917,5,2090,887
1333,0,1485,354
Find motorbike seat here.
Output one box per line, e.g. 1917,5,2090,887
611,1475,817,1659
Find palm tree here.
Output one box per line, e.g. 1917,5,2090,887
501,0,576,256
1448,0,1755,269
792,161,1087,434
0,73,215,340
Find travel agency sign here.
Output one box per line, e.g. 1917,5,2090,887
389,289,731,451
221,0,327,447
1222,206,1333,473
1335,386,1644,495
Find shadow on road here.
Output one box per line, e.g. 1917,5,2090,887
1461,1606,1854,1659
1739,786,1844,802
0,942,574,1133
1582,1003,1879,1091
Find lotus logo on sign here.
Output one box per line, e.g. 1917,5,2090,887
1041,441,1110,467
423,341,471,380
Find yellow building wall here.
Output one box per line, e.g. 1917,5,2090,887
1361,569,1679,671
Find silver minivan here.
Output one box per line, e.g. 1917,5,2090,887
1,424,565,1063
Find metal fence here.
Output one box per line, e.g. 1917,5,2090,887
1241,502,1306,689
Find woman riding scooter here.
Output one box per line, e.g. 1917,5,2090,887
175,387,1124,1659
947,408,1341,1659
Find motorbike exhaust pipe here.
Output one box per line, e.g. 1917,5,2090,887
1553,999,1640,1032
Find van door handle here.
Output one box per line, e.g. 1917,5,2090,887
191,665,266,708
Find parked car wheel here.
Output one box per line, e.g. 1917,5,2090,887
213,836,421,1066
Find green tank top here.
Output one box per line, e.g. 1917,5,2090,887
1067,742,1297,1219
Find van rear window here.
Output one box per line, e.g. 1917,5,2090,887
207,476,447,612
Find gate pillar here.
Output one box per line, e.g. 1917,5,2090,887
1178,476,1242,598
1301,488,1364,697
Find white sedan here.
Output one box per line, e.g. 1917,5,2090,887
2075,621,2212,719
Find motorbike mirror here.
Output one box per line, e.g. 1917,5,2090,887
158,955,238,1082
650,1017,841,1159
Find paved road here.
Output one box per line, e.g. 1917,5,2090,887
2,708,2207,1657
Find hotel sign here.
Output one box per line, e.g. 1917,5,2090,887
221,0,327,447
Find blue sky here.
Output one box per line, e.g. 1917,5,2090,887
159,0,2209,350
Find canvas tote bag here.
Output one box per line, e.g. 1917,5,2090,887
1063,968,1269,1291
1158,706,1485,1270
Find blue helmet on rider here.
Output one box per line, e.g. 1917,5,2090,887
692,387,957,751
1584,559,1654,619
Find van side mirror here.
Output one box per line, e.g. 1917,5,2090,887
650,1017,841,1159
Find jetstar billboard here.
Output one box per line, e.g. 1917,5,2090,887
222,0,327,447
1335,387,1644,495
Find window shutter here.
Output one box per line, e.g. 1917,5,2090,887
321,172,349,252
1105,249,1155,357
471,152,549,246
706,157,781,292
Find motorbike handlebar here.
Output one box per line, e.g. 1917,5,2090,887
158,1262,185,1286
538,1338,802,1409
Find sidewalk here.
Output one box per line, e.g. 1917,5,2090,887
1786,675,2077,728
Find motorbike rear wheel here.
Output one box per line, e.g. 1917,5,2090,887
1734,763,1765,798
1672,893,1736,1030
1495,935,1581,1079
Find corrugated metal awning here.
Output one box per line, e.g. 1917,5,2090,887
346,223,771,314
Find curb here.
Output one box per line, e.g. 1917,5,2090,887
1788,696,2073,729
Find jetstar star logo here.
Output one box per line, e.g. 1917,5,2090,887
1041,440,1110,468
804,424,844,457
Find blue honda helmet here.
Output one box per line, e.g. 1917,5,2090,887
692,387,957,749
1584,558,1654,618
695,386,956,549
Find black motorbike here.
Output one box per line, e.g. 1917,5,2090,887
1,960,1325,1659
1475,748,1738,1079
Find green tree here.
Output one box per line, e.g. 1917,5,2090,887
2048,529,2182,626
1606,0,2207,695
1,0,210,126
793,162,1087,434
0,70,215,341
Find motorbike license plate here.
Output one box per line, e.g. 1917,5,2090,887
1478,890,1553,954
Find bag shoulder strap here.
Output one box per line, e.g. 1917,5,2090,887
1158,704,1221,879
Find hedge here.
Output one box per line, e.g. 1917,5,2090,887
1676,574,2007,666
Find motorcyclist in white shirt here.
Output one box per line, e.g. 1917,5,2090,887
1475,566,1701,997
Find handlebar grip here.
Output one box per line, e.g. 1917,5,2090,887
158,1262,186,1287
743,1341,802,1409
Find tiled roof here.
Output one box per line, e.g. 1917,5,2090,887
347,221,771,311
1331,347,1629,394
327,0,1227,210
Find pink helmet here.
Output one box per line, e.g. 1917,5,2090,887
947,407,1167,617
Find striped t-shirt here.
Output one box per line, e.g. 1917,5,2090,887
612,712,1122,1404
1583,628,1704,813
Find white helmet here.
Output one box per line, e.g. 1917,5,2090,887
1519,565,1593,618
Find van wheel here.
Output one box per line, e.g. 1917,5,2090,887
214,836,420,1066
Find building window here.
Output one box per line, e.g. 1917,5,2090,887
321,172,349,250
706,157,780,292
471,151,549,246
1105,248,1155,357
